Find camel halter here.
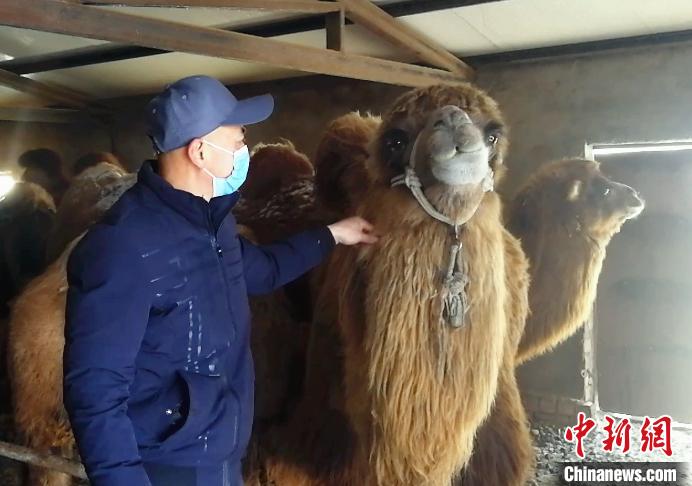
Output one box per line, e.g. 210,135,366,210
390,134,494,330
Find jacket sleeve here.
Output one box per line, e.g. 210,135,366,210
63,225,152,486
239,226,336,296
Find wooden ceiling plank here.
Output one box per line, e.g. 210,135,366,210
0,70,94,108
0,106,101,124
338,0,473,77
80,0,342,14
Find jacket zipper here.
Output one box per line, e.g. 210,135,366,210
209,211,236,343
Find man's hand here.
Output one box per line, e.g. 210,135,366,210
328,217,378,245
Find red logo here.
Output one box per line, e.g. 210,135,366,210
564,412,597,458
564,413,674,458
602,416,632,453
640,415,673,457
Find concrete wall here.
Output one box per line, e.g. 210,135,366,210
476,41,692,196
476,41,692,405
0,120,112,177
105,76,408,170
596,150,692,423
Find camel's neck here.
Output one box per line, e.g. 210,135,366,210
517,219,609,361
343,188,508,485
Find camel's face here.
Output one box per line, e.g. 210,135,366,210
549,159,645,237
374,84,507,193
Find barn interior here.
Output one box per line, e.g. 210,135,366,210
0,1,691,485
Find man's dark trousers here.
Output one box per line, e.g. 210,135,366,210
144,461,242,486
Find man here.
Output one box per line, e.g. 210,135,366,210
63,75,377,486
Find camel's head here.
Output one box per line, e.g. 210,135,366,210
244,140,314,200
512,158,645,241
314,112,381,215
369,84,507,220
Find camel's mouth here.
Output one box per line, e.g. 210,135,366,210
417,106,492,188
429,146,490,186
623,199,645,220
620,186,645,221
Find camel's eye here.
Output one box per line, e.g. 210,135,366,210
381,128,410,170
593,179,613,198
383,129,409,154
484,121,503,148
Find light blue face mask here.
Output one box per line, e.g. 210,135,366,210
201,140,250,197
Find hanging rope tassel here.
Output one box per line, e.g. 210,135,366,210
441,226,470,329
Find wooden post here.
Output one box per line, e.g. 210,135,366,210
326,7,345,51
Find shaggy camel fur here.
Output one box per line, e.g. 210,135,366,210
18,149,70,206
313,112,380,216
245,125,644,486
0,182,56,316
256,84,528,486
242,141,314,201
508,158,644,364
235,142,340,328
46,162,135,262
462,159,644,486
8,238,81,486
71,152,124,177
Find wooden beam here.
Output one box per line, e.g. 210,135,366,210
326,8,345,51
0,0,502,75
338,0,473,77
80,0,342,13
0,107,101,124
0,0,469,88
0,69,108,112
0,440,87,480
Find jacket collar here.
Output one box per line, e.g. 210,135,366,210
138,160,239,233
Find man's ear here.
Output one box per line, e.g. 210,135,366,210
187,138,206,168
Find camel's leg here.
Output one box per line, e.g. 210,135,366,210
458,366,534,486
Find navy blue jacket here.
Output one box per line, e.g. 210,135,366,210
64,161,335,486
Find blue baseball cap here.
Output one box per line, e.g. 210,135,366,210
145,75,274,153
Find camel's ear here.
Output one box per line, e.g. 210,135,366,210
567,179,582,201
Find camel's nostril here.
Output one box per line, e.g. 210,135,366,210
434,119,446,129
454,110,472,124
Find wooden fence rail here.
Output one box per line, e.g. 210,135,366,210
0,440,86,480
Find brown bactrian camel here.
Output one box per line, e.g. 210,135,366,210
508,158,645,364
459,158,645,486
71,151,124,177
313,112,381,216
241,140,314,201
251,83,529,486
46,162,136,263
256,115,645,486
0,182,56,317
8,238,81,486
